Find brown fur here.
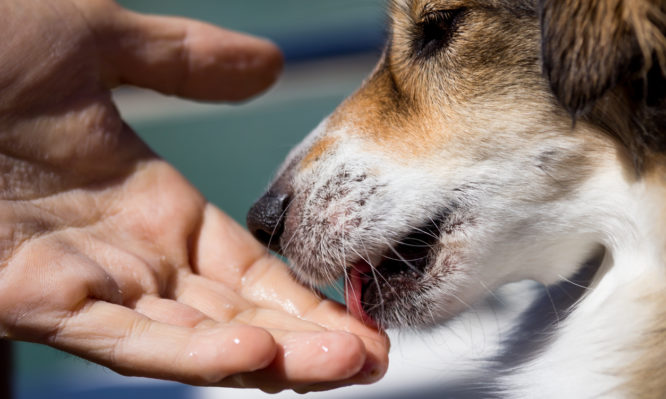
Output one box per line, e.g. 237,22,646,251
321,0,545,162
540,0,666,169
300,136,338,170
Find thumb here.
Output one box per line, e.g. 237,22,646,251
79,0,284,102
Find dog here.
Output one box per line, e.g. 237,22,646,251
247,0,666,397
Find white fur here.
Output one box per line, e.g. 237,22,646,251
497,155,664,398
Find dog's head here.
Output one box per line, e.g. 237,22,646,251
248,0,666,328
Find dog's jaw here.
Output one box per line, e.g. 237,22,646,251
277,119,666,397
277,110,611,329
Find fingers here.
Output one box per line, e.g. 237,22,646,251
190,204,270,288
159,271,383,390
133,296,215,329
169,272,254,322
225,330,368,393
83,1,283,101
58,296,374,391
170,271,324,332
51,300,277,385
132,292,388,391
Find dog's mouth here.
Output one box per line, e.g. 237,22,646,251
344,215,445,327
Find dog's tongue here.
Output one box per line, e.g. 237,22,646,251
345,261,378,328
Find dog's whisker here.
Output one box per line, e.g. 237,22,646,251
479,279,505,306
544,286,561,327
427,215,445,237
385,242,426,276
382,235,438,248
425,300,437,326
359,237,388,318
264,195,295,254
406,227,442,242
381,253,430,262
557,274,590,290
274,190,309,255
447,291,473,312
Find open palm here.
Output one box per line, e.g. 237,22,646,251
0,0,388,393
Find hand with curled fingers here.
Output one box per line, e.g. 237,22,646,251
0,0,388,393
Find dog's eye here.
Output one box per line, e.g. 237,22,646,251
413,9,465,59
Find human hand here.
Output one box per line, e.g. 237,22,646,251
0,0,388,393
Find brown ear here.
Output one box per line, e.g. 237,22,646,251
539,0,666,117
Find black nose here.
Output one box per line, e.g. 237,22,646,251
246,190,290,252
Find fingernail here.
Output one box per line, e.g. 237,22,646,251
359,358,384,382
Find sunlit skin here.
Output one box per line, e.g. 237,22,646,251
0,0,388,393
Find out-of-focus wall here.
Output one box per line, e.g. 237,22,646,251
116,0,387,61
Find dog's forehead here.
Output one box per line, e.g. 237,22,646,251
292,0,545,167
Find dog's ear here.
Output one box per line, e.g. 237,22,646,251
539,0,666,116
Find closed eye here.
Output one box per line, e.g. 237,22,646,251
412,8,466,59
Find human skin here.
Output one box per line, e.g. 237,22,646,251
0,0,388,393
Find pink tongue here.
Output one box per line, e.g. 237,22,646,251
345,262,378,328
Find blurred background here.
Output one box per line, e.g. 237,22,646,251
12,1,532,398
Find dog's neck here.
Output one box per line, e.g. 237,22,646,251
500,155,666,398
590,157,666,301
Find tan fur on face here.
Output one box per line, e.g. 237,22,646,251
313,0,546,164
300,136,338,170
